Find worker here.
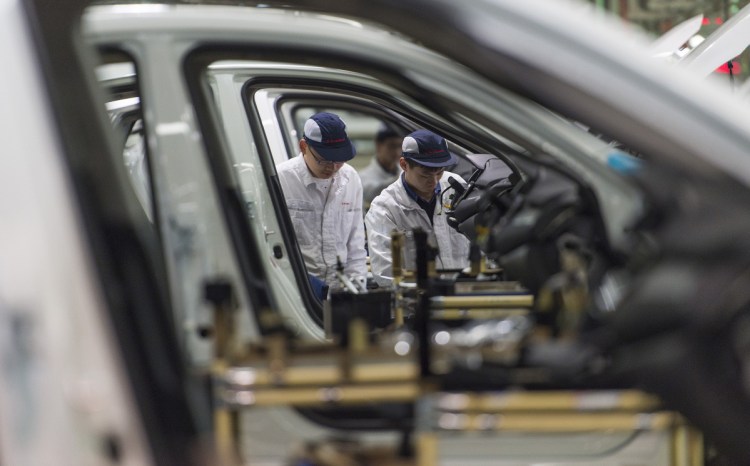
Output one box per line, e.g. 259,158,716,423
359,124,404,209
365,129,470,286
277,112,367,296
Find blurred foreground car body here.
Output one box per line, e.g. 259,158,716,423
3,0,750,465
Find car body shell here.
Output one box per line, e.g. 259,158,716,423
84,4,645,347
4,0,750,464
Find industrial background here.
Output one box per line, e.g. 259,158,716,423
590,0,749,31
591,0,750,82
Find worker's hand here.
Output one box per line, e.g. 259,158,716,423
352,275,367,292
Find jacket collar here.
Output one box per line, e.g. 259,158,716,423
401,172,441,203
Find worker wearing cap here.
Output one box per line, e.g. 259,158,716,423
277,112,367,292
365,129,471,286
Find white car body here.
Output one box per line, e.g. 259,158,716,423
681,3,750,77
3,0,750,465
651,13,704,59
0,2,152,466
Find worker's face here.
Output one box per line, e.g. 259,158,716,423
300,139,344,179
401,158,444,200
376,136,403,166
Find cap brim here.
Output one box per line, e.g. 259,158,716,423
306,138,356,162
404,151,457,168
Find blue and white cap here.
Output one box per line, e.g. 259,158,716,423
303,112,356,162
401,129,456,168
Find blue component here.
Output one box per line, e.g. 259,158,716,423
308,273,329,301
607,150,642,174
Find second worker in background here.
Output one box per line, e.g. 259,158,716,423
359,125,404,210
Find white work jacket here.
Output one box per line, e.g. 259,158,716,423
277,155,367,285
365,171,471,286
359,158,400,209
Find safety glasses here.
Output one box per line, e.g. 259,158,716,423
308,148,344,167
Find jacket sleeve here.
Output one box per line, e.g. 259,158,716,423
364,201,397,287
344,175,368,279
